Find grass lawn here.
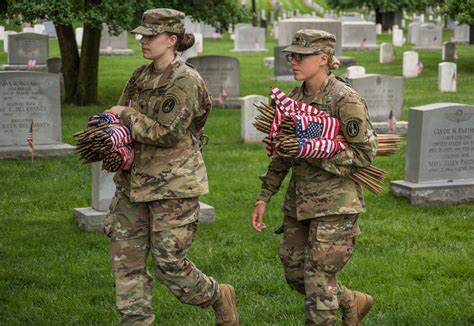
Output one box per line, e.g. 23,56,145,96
0,25,473,325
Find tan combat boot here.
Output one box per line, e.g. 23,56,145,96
340,288,373,326
212,284,239,326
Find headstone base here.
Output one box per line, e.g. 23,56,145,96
390,179,474,206
231,48,268,53
337,56,357,69
413,46,442,50
372,121,408,135
273,75,295,82
99,49,135,56
2,64,48,72
0,143,75,160
74,202,216,232
213,97,242,108
342,45,379,51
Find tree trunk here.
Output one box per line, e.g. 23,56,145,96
55,24,79,104
74,23,101,105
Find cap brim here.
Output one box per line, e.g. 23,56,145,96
131,26,155,36
282,45,318,54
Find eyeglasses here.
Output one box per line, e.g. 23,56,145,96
285,52,321,63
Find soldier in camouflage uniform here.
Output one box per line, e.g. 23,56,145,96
103,9,239,326
251,30,377,325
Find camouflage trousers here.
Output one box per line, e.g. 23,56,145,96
104,190,218,326
279,214,361,326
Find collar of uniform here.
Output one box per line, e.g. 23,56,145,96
155,55,186,89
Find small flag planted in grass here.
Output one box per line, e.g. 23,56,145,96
27,120,34,161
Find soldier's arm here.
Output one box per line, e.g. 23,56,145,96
320,95,378,176
256,155,292,203
120,85,198,148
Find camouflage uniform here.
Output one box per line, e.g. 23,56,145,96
257,30,378,325
104,9,218,325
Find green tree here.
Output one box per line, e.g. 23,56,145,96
8,0,245,105
442,0,474,24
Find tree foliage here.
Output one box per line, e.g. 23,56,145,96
442,0,474,24
7,0,246,105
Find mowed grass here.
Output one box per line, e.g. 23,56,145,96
0,26,473,325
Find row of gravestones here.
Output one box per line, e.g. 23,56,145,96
1,70,473,207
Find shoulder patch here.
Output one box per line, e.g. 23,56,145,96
346,120,360,137
162,97,176,113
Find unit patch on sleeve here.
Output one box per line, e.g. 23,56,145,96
346,119,360,137
161,97,176,113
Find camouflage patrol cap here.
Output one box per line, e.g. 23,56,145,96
282,29,336,55
132,8,185,35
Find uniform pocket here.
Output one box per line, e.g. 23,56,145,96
315,215,358,243
103,196,120,237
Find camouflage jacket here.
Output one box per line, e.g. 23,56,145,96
114,56,212,202
257,73,378,220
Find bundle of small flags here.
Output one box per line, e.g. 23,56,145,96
253,87,402,195
73,113,134,172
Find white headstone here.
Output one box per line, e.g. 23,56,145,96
22,27,34,33
438,62,457,92
75,27,83,47
392,24,399,31
392,29,404,46
195,33,203,53
379,43,395,64
346,65,366,78
42,21,57,38
403,51,419,78
91,162,115,211
3,31,17,53
241,95,268,143
376,23,382,35
0,26,5,41
33,24,45,34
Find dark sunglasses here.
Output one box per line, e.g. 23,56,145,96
285,52,321,63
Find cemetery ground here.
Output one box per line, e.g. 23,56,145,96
1,31,473,325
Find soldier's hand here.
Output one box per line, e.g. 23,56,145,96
251,201,267,232
104,105,127,116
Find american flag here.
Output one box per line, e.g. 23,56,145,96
454,50,459,60
104,124,132,152
451,69,456,89
27,58,36,70
264,87,333,156
106,45,113,54
416,60,424,75
116,145,134,170
386,109,397,133
27,120,34,160
296,138,346,159
218,88,227,106
293,115,340,139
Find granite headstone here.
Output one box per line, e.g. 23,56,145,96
391,103,474,205
414,23,442,49
348,74,406,134
232,26,267,52
341,21,378,50
454,24,469,43
442,42,456,62
99,24,134,55
274,45,293,81
3,33,48,71
0,72,75,159
187,56,240,107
